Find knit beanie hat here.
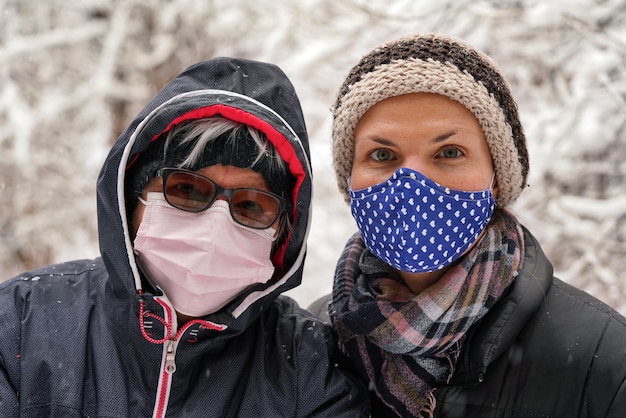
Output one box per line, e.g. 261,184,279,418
125,127,293,214
331,33,529,207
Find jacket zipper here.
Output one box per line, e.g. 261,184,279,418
153,339,178,418
147,296,227,418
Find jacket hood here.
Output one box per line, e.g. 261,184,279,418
96,57,312,336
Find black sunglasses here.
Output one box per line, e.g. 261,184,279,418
157,168,286,229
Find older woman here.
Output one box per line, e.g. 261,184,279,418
311,34,626,417
0,57,368,417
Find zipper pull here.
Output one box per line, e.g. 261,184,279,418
165,340,177,374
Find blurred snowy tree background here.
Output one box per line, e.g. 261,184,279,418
1,0,625,313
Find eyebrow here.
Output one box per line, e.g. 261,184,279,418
432,131,456,143
362,130,457,146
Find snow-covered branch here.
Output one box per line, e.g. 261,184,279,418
1,0,624,313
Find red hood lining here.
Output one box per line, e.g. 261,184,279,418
127,104,307,271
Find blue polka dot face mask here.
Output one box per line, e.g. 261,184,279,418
349,167,495,273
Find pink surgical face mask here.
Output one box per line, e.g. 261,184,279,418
133,193,276,317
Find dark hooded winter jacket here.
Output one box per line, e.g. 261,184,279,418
0,58,369,417
310,227,626,417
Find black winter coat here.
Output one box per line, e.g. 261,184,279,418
310,227,626,417
0,58,369,417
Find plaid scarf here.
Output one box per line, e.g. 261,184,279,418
331,210,524,417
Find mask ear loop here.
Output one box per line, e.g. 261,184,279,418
489,171,498,207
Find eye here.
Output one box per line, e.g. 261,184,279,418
173,182,207,201
370,149,396,161
235,199,264,215
231,189,282,228
233,199,275,228
438,147,463,159
175,182,196,195
165,175,213,207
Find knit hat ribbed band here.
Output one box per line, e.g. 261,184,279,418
331,34,529,207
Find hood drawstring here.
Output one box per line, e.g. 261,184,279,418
137,290,228,345
138,290,172,344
